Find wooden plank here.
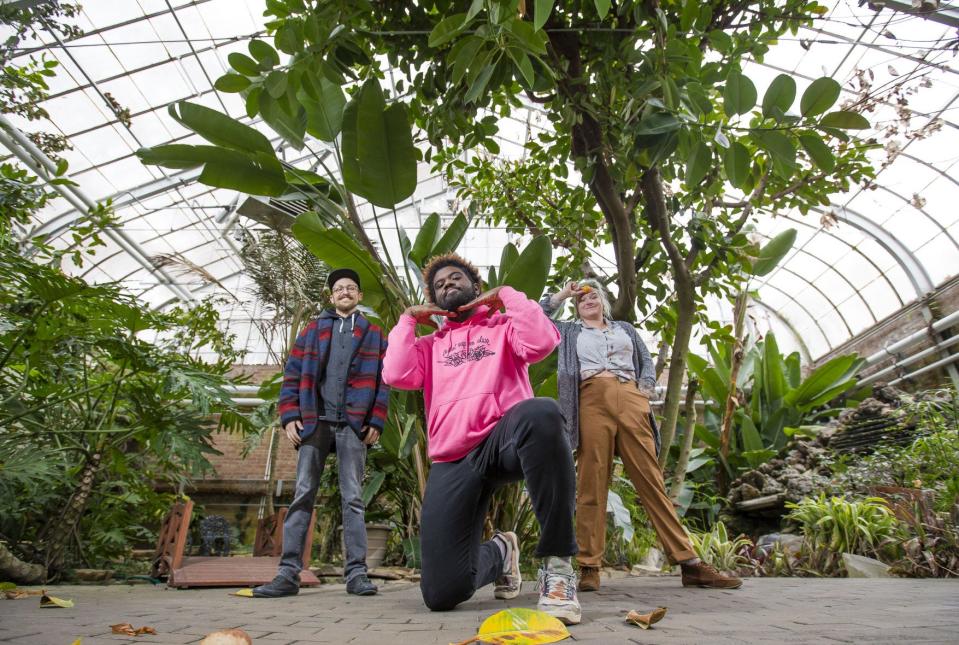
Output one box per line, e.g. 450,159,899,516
169,556,320,588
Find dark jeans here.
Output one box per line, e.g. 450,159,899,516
419,398,577,611
278,422,369,584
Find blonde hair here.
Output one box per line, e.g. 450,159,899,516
573,279,612,319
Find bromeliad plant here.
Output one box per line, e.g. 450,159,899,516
686,332,863,480
785,493,902,575
687,521,754,574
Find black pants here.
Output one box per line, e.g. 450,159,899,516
419,398,577,611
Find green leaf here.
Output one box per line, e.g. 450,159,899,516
534,0,555,31
136,143,233,169
762,73,796,120
762,333,786,408
259,91,306,150
798,133,835,171
694,423,721,450
754,130,796,175
594,0,612,19
410,213,442,265
499,243,519,277
800,77,841,117
167,101,273,155
449,36,484,85
292,212,388,312
429,13,468,48
431,213,469,257
723,142,750,188
723,70,757,116
297,74,345,142
245,86,262,119
264,70,288,98
685,82,712,116
788,355,860,408
275,22,303,55
464,56,498,103
501,236,552,300
228,52,260,76
361,470,386,506
248,39,280,71
685,141,710,188
819,110,870,130
466,0,485,21
752,228,796,276
508,48,535,87
635,112,680,136
740,415,764,452
341,79,417,208
214,73,251,93
506,18,548,55
197,151,288,197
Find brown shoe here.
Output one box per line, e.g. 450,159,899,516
577,566,600,592
681,561,743,589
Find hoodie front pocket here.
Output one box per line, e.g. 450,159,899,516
428,391,503,442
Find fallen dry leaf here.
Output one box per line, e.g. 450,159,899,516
39,592,74,608
625,606,667,629
3,589,43,600
199,628,253,645
231,588,254,597
110,623,157,636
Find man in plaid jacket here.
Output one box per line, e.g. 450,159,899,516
253,268,389,598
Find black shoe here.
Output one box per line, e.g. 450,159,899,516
346,573,377,596
251,574,299,598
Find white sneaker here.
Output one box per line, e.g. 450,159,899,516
493,531,521,600
537,568,581,625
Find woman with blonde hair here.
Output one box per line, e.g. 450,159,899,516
541,280,741,592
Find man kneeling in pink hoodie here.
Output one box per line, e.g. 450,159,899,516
383,253,581,625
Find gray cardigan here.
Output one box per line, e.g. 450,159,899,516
540,295,660,454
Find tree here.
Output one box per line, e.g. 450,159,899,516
220,0,876,461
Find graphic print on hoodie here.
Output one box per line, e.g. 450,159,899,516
382,286,560,462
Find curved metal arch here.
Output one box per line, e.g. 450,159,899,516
766,262,855,338
871,183,959,253
757,282,833,354
750,298,814,364
776,212,905,308
753,229,879,325
830,204,936,295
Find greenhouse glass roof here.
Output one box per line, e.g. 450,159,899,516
3,0,959,364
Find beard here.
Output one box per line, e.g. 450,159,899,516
438,286,475,312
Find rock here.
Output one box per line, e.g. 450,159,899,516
756,533,804,557
842,553,891,578
761,474,785,494
740,483,762,501
631,547,667,575
200,629,252,645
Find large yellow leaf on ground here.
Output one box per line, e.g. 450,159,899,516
450,608,570,645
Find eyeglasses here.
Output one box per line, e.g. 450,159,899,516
331,285,359,294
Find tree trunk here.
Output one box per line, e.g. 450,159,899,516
546,28,637,320
640,167,697,470
719,291,748,459
40,450,101,577
657,290,696,468
669,379,699,500
0,541,44,584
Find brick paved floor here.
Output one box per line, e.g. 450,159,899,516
1,575,957,644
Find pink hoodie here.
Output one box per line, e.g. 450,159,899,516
383,286,560,462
